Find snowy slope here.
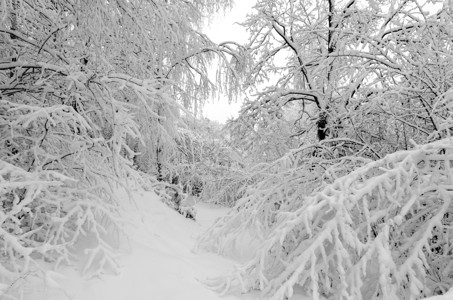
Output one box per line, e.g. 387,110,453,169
21,190,262,300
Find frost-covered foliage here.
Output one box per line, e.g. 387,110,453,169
0,0,236,297
0,0,242,180
206,3,453,296
200,164,251,207
198,139,371,252
229,0,453,159
0,69,138,288
0,160,123,289
166,118,248,206
202,138,453,299
227,99,300,163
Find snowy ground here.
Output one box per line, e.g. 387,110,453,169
12,189,452,300
20,190,262,300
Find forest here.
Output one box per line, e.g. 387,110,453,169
1,0,453,299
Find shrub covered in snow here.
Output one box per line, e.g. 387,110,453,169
169,119,250,207
0,159,125,295
1,1,238,297
198,140,371,255
201,138,453,300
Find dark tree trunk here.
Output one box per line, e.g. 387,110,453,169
156,145,163,181
317,111,328,141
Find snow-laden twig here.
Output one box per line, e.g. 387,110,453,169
203,138,453,300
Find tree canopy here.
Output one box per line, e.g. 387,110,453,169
229,0,453,159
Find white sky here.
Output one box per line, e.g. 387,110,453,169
202,0,256,124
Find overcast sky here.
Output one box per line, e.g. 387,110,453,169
202,0,256,124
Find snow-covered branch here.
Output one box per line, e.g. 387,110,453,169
203,138,453,299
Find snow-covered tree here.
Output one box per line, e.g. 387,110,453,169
201,138,453,299
229,0,453,159
198,1,453,299
164,117,248,206
0,0,237,296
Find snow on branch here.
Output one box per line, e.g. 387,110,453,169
198,141,370,253
203,138,453,300
0,159,124,292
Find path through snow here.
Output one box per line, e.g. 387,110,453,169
21,189,447,300
22,190,261,300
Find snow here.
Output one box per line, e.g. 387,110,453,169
19,187,448,300
422,287,453,300
21,190,262,300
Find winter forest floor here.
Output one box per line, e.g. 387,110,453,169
18,190,270,300
13,188,452,300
